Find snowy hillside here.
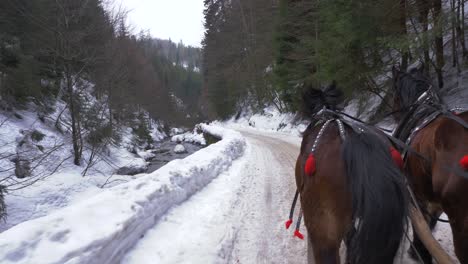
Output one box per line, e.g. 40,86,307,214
220,95,383,137
0,98,166,232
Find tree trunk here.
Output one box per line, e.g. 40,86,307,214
434,0,445,88
452,0,458,68
66,69,81,166
400,0,409,70
420,0,431,73
106,79,114,138
458,0,468,60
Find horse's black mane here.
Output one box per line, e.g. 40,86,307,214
394,69,432,109
302,82,344,115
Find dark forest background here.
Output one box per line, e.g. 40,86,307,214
202,0,465,119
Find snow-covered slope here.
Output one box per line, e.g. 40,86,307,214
0,125,246,264
0,101,166,232
220,106,309,136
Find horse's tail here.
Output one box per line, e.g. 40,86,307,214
343,131,408,264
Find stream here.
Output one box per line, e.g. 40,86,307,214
145,139,204,173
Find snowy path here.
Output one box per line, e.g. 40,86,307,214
122,128,307,264
122,127,458,264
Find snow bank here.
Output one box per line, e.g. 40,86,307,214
0,125,246,264
220,106,308,136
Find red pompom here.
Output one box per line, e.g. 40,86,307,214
390,147,404,170
305,154,316,176
460,155,468,170
294,229,304,240
285,219,293,229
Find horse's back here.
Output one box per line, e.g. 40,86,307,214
408,112,468,203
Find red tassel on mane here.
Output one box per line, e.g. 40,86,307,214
460,155,468,170
390,147,404,170
305,154,316,176
285,219,293,230
294,230,304,240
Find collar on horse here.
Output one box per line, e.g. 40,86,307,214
393,86,468,177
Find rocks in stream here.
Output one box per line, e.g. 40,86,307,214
152,148,171,155
173,144,187,154
115,165,147,176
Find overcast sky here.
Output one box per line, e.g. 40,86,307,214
118,0,205,47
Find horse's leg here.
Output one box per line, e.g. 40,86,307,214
446,207,468,263
309,239,340,264
304,210,344,264
344,227,356,264
307,236,315,263
408,203,442,264
303,196,347,264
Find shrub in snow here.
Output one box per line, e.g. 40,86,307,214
13,130,42,178
174,144,187,153
30,130,45,142
13,158,31,179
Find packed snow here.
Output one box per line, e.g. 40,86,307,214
0,124,246,264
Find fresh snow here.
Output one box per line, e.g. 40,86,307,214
219,106,309,136
173,144,187,153
0,124,246,264
171,127,206,146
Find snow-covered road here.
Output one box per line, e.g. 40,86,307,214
122,127,459,264
122,128,308,264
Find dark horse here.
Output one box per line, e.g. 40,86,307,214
392,66,468,263
295,84,409,264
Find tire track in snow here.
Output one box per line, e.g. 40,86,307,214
122,129,307,264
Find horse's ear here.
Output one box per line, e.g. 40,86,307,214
417,63,425,73
392,66,399,78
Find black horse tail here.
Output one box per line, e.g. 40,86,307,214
302,82,344,115
343,131,408,264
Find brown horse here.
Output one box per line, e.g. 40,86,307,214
392,66,468,263
294,84,409,264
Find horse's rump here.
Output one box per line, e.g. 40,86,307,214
298,115,409,264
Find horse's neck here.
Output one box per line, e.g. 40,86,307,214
394,104,438,142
